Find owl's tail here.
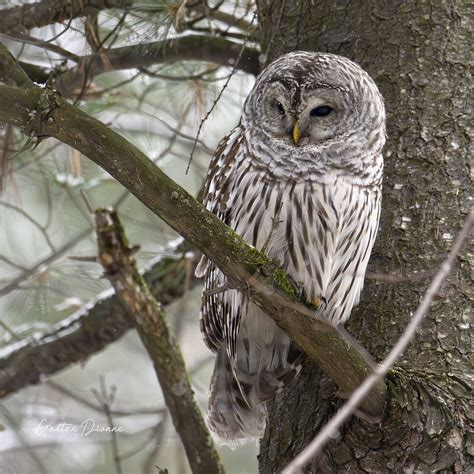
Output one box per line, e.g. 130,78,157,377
207,348,266,447
207,324,304,447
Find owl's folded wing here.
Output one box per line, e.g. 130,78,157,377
196,126,245,353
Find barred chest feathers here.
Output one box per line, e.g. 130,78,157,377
228,153,381,325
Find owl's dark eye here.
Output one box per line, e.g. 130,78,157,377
310,105,334,117
276,101,285,115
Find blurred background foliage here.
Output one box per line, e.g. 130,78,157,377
0,1,259,472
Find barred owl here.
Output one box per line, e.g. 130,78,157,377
196,51,385,446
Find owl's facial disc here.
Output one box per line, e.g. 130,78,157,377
260,81,355,147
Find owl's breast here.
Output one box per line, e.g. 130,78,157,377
229,169,380,323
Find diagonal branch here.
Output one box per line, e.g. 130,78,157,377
0,44,385,416
95,208,224,474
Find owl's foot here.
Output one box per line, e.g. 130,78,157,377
308,296,326,310
294,287,324,310
310,297,322,309
295,284,305,302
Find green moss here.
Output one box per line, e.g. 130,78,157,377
271,268,298,299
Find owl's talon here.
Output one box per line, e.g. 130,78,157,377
310,297,322,309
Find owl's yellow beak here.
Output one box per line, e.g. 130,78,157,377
292,122,301,145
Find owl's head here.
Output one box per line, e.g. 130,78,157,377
242,51,385,164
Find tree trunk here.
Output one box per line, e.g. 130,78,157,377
256,1,472,471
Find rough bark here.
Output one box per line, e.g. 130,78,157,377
257,0,472,472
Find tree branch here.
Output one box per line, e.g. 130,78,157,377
55,35,260,96
0,44,34,88
0,0,133,35
0,242,200,399
0,46,385,416
9,36,260,97
95,208,224,474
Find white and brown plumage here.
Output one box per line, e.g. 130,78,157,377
196,51,386,446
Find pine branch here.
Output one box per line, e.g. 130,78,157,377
0,242,200,400
12,36,260,97
0,43,386,417
56,35,260,97
0,0,133,34
95,208,224,474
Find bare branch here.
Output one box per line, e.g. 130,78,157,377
8,35,259,97
47,380,165,417
187,3,255,32
0,201,56,252
0,69,385,416
0,0,133,35
0,43,34,88
56,35,259,97
93,377,123,474
5,32,81,62
95,208,224,474
282,210,474,474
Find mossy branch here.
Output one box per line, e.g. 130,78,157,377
0,45,386,417
95,208,224,474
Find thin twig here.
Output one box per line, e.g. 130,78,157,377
138,109,214,155
139,65,220,81
119,421,163,461
203,283,229,296
365,270,435,284
0,201,56,252
186,12,257,173
47,381,165,417
0,255,28,271
282,210,474,474
95,377,123,474
144,414,168,473
0,227,92,297
0,405,46,474
5,32,80,62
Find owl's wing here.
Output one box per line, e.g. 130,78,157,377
196,126,245,353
